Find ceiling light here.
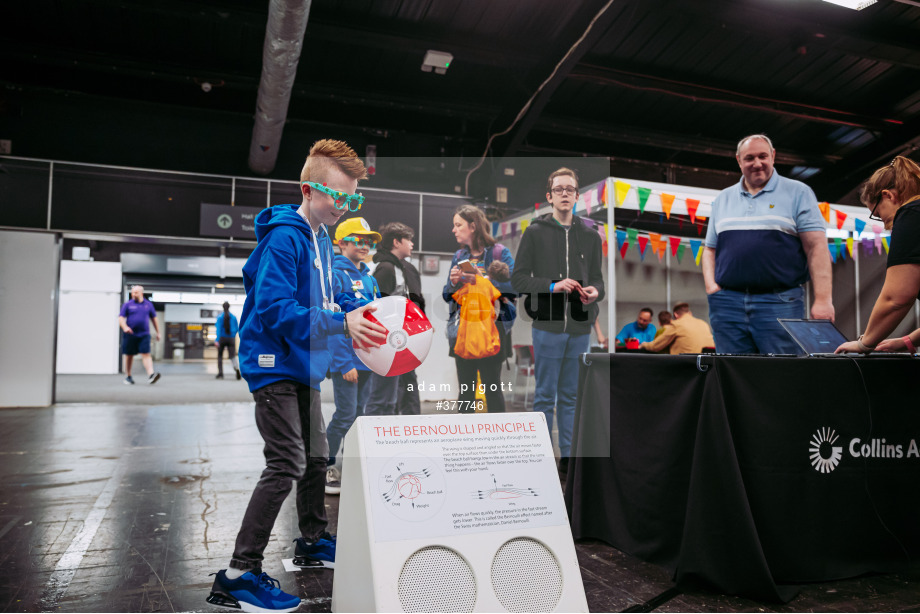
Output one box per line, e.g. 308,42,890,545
421,50,453,75
820,0,877,9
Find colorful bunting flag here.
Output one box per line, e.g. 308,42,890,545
829,243,837,264
614,180,630,207
862,237,872,254
676,243,685,263
501,222,508,237
619,241,629,260
583,188,596,215
616,229,627,249
649,233,661,255
694,245,704,266
627,228,638,244
638,236,649,261
520,219,529,233
689,239,702,255
661,196,674,219
836,209,847,230
882,237,889,253
510,222,517,238
686,198,700,224
670,236,681,256
846,236,853,257
660,193,675,218
600,182,609,208
819,202,830,223
637,187,651,214
854,218,866,237
492,222,498,236
834,238,844,261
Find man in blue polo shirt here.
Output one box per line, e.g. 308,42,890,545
614,307,656,347
702,134,834,354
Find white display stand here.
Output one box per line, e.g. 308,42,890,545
332,413,588,613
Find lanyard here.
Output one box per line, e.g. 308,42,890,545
299,210,338,312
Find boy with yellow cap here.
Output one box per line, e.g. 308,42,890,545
324,217,382,495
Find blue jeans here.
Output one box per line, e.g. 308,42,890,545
326,370,373,466
707,287,805,354
532,328,590,459
363,370,420,416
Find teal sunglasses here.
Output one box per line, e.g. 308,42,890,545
302,181,365,212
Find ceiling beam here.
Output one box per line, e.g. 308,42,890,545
497,0,624,158
806,117,920,201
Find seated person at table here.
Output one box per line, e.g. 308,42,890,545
836,156,920,355
615,307,656,347
640,302,715,354
653,311,671,339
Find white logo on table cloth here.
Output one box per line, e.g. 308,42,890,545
809,427,843,473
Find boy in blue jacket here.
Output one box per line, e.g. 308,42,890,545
207,140,386,613
324,217,382,495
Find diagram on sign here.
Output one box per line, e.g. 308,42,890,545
378,452,446,521
472,473,539,500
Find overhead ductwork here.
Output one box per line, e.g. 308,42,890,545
248,0,312,176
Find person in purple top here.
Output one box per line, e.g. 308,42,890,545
118,285,162,385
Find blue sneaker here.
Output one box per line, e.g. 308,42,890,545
206,570,301,613
292,533,335,569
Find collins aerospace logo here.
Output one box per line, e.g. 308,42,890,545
809,427,843,473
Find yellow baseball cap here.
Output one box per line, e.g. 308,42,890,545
334,217,382,243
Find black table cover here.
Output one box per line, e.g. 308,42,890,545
565,353,920,601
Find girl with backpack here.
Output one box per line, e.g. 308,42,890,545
442,205,516,413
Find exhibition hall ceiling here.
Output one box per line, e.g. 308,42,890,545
4,0,920,206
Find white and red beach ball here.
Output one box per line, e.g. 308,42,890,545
354,296,433,377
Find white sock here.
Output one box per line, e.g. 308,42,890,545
225,567,248,579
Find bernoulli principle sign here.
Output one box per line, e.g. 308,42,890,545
810,426,920,474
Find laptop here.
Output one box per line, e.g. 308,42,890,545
778,319,914,357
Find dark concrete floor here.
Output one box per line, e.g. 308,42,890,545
3,371,920,613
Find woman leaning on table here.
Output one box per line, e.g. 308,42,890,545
836,156,920,355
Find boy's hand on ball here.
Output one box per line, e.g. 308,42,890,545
349,304,388,349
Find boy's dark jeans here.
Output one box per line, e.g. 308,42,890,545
230,381,329,570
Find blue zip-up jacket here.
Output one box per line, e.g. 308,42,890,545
329,255,381,375
238,204,351,392
215,312,239,339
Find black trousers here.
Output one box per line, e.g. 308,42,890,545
230,381,328,570
455,352,506,413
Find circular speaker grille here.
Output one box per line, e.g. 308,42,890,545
398,546,477,613
491,537,563,613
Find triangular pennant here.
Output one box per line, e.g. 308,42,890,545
660,193,675,218
676,243,685,263
669,236,681,257
638,236,649,260
637,187,652,214
492,222,499,237
835,209,847,230
656,245,665,261
510,222,517,238
696,222,704,235
854,218,866,237
873,223,884,254
649,233,662,254
659,213,665,223
662,196,674,220
846,236,853,257
882,237,890,253
535,202,541,212
614,180,630,207
834,238,844,261
685,198,700,224
694,245,704,266
601,182,609,207
818,202,830,223
500,222,508,237
616,229,627,250
583,189,596,215
690,239,702,255
829,243,837,264
862,237,873,254
619,241,629,260
627,228,638,243
520,219,529,233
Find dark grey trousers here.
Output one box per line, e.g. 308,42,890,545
230,381,329,570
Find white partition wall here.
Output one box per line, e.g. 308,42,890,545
57,260,123,374
0,231,59,407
